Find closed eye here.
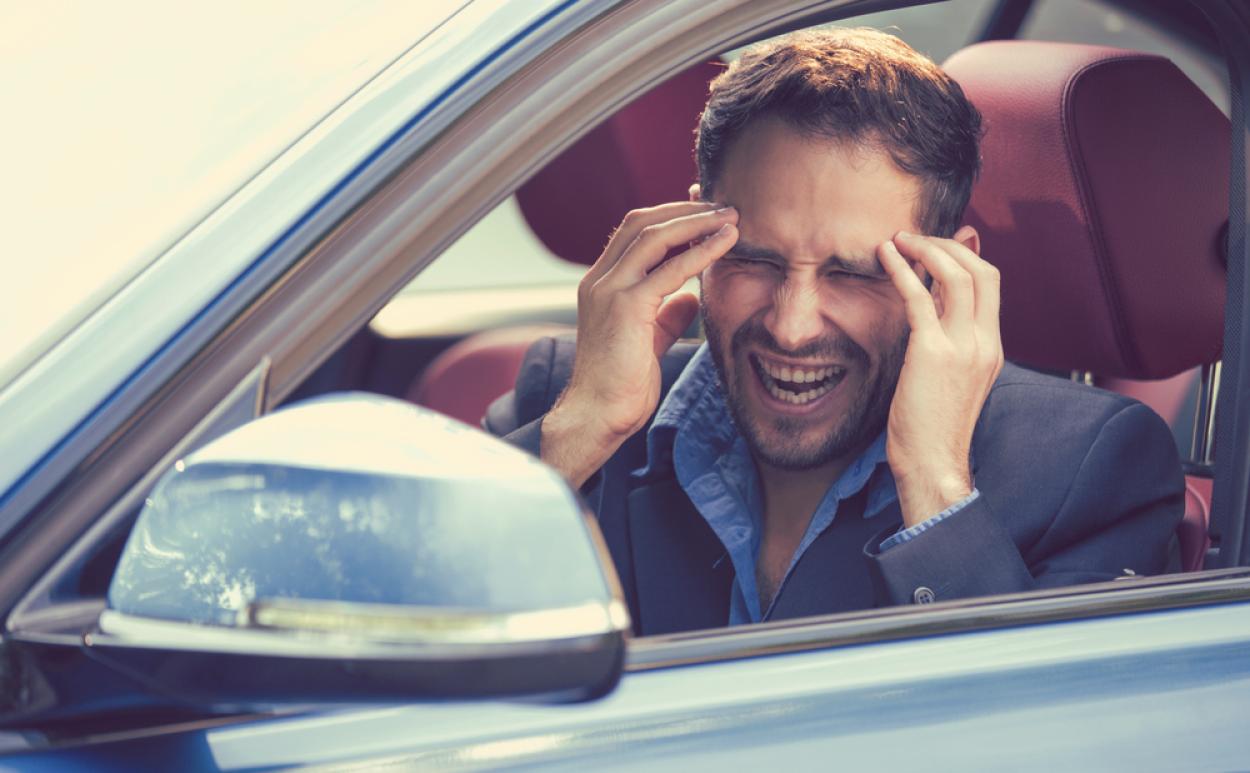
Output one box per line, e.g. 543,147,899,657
826,267,887,282
725,256,783,271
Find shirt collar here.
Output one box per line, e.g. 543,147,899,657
635,343,725,480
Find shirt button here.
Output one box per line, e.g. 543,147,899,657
912,586,936,604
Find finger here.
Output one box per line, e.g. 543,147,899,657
584,202,720,287
878,238,939,330
933,237,1001,338
654,292,700,357
606,207,737,286
639,223,738,298
892,232,974,338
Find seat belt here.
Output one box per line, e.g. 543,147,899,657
1205,0,1250,569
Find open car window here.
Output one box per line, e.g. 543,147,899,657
350,0,1234,645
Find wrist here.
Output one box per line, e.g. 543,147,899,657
893,468,973,528
540,395,629,488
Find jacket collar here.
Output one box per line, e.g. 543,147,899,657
625,476,733,635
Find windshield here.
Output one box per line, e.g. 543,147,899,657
0,0,463,389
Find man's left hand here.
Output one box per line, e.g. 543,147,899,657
877,228,1004,528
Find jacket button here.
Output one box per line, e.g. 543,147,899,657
912,586,936,604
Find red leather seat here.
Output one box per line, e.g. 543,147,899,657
1096,373,1194,430
406,324,573,427
515,61,725,268
943,41,1229,570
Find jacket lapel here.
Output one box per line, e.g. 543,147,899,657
626,477,733,636
766,491,903,621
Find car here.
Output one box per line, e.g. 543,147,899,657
0,0,1247,769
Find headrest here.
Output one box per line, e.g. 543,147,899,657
517,61,723,266
944,41,1228,379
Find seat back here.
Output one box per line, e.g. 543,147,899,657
407,325,572,426
412,63,721,422
516,61,724,266
943,41,1230,570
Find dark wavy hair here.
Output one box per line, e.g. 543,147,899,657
696,28,983,237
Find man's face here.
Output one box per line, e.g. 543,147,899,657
701,117,922,471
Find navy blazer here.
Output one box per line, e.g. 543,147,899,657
486,336,1185,636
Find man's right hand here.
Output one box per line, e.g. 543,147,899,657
540,202,739,488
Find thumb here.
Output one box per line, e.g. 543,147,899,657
653,292,700,357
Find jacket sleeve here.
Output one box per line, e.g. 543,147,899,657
484,334,620,504
483,335,568,449
866,401,1186,606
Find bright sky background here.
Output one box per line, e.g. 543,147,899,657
0,1,459,388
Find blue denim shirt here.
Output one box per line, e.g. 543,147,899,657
634,343,977,625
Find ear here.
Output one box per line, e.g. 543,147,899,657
952,224,981,256
688,183,701,202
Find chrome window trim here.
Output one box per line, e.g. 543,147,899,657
626,568,1250,670
89,599,627,659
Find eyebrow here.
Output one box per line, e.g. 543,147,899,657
728,239,886,278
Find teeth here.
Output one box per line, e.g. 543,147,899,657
759,360,843,384
759,368,839,405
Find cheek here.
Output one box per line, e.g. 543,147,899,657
822,286,909,353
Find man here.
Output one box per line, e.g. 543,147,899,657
487,28,1184,635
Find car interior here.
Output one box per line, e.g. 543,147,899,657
285,0,1230,598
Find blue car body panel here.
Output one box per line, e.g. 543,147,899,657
6,600,1250,769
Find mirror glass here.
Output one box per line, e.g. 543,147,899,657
108,394,613,628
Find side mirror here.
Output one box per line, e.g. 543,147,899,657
91,394,629,704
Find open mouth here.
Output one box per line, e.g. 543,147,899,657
751,355,846,406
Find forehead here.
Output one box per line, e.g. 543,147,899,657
716,117,923,264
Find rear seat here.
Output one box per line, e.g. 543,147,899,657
410,62,720,423
944,41,1228,571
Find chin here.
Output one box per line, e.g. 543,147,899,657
726,353,894,470
742,411,866,470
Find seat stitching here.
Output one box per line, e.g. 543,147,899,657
1059,53,1165,376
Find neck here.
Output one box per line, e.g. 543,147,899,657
757,457,851,536
755,429,878,535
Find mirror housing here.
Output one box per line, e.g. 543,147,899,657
91,394,628,704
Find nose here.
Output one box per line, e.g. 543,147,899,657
765,279,826,352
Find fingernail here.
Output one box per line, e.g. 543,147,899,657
716,205,736,214
715,223,733,236
896,230,913,239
